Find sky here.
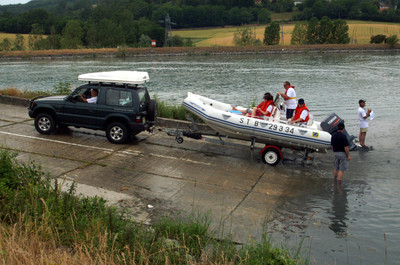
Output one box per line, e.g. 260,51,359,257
0,0,30,5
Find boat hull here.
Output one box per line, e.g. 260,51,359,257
183,93,331,152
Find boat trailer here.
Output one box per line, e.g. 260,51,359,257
158,119,314,166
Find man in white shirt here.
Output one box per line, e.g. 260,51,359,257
80,89,98,104
277,81,296,119
358,99,372,149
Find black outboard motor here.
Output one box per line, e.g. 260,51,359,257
320,113,357,151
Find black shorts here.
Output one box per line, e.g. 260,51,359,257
286,109,295,119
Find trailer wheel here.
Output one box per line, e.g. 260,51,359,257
176,136,183,144
261,147,281,166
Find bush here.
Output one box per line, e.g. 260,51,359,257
264,22,281,45
385,35,399,48
234,25,258,46
370,34,386,44
51,81,72,95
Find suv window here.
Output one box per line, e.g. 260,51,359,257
137,88,147,103
106,89,133,107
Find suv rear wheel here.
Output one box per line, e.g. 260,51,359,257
106,122,129,144
35,113,56,134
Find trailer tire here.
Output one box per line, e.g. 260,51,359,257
261,147,281,166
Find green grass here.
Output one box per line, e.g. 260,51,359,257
0,148,302,264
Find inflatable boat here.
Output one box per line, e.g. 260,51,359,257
183,92,350,165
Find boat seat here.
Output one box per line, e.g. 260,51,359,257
264,106,280,121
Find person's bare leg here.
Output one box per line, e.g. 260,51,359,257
334,169,338,179
337,170,344,184
359,131,366,147
251,107,257,118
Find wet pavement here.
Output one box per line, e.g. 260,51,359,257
0,102,300,242
2,102,400,265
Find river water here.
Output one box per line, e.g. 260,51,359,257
1,52,399,264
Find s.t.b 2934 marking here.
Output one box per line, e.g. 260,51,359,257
239,118,294,134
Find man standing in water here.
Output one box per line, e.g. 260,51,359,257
358,99,372,150
331,123,351,184
277,81,296,119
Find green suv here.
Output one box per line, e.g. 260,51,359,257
28,71,157,144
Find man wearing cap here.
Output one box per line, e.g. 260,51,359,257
331,122,351,184
277,81,296,119
289,98,309,125
358,99,372,149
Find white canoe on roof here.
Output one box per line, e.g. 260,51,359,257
78,71,149,85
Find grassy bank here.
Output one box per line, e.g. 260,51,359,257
1,43,399,61
0,148,303,264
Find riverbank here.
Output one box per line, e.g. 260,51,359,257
1,44,399,60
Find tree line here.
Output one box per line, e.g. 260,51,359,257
0,0,399,51
0,0,274,50
295,0,400,22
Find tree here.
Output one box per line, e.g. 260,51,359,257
28,23,45,50
263,22,280,45
391,0,399,10
46,26,61,49
359,0,379,20
96,19,125,48
306,17,319,44
60,20,83,49
257,8,271,24
272,0,294,12
385,35,399,48
13,34,24,51
291,21,308,44
132,18,165,47
318,16,333,43
139,34,152,47
331,19,350,43
0,38,12,51
234,25,257,46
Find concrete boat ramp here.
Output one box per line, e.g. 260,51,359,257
0,102,332,243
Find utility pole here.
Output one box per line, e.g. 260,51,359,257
158,13,176,47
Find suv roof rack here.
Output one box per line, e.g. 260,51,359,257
79,71,149,85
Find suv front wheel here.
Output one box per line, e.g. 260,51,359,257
106,122,129,144
35,113,56,135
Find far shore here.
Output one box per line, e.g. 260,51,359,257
1,44,399,60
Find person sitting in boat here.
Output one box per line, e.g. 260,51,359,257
289,98,309,125
250,92,274,118
232,93,274,118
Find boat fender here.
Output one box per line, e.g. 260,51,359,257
260,145,283,159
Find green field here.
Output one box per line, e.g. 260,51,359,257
1,20,399,49
174,20,400,46
0,32,30,47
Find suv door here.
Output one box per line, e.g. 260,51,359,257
97,87,138,126
59,85,101,128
